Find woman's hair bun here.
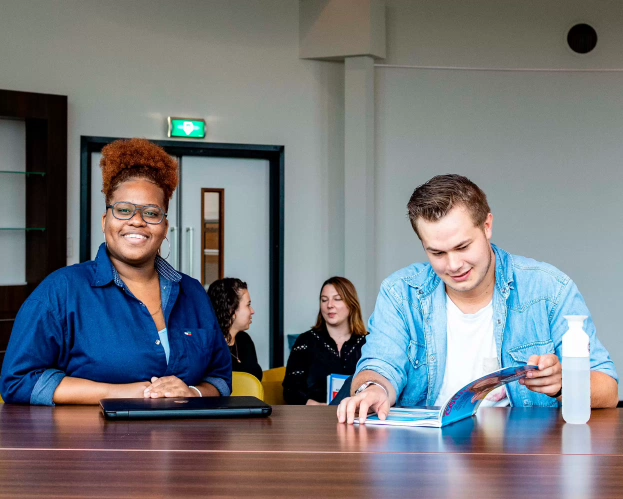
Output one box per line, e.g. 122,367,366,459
100,138,179,205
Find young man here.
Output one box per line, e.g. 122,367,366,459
337,174,618,424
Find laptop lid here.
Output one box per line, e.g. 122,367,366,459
100,396,272,420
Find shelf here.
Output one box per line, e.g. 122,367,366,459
0,89,67,359
0,170,46,176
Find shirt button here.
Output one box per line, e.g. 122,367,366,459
155,340,161,345
429,355,436,362
415,360,419,365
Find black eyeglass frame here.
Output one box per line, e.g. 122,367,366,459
105,202,168,225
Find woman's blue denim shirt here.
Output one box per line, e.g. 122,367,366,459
356,244,618,408
0,244,232,405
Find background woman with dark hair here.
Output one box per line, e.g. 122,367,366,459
283,276,367,405
0,138,231,404
207,278,263,381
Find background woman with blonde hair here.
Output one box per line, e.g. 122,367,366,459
283,276,367,405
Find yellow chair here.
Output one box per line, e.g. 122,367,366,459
232,371,264,400
261,366,286,405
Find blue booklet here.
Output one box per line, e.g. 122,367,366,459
327,374,350,403
357,365,538,428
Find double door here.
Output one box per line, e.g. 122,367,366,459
90,154,270,369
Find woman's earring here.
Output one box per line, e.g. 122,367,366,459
159,236,171,259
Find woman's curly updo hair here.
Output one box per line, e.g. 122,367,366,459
207,278,248,344
100,138,179,210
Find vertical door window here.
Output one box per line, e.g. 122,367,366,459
201,188,224,287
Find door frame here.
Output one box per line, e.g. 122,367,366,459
80,136,285,368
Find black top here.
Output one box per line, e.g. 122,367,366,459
283,327,366,404
230,331,263,381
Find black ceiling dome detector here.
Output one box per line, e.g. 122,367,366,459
567,23,598,54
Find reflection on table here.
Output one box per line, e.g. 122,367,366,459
0,405,621,498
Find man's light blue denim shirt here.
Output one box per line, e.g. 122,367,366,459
356,244,618,408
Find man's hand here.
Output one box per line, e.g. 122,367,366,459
336,385,390,425
519,354,562,398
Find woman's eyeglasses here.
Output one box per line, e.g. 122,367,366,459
106,202,167,225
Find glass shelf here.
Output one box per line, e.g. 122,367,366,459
0,228,46,231
0,170,45,176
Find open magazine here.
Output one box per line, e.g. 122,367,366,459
356,364,539,428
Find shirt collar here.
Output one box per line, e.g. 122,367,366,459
491,243,514,294
154,254,182,283
92,243,182,288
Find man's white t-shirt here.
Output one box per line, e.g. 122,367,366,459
433,296,509,408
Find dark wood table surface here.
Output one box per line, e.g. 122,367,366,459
0,404,621,498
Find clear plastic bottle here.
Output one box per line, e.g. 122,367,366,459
562,315,591,424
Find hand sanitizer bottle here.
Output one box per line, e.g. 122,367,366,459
562,315,591,424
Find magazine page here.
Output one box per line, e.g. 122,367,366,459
361,407,444,427
440,365,539,426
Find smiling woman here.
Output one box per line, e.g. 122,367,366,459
0,139,232,405
283,277,368,405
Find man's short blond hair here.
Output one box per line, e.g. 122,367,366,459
407,174,491,239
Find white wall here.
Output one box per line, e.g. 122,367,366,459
377,0,623,396
384,0,623,68
0,0,345,363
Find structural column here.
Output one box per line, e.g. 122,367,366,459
344,56,376,316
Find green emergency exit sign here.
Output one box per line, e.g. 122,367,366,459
167,117,206,138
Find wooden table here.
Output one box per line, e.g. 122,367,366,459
0,404,621,498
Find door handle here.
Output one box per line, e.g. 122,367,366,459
169,226,178,269
186,226,194,277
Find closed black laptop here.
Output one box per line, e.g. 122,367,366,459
100,396,272,420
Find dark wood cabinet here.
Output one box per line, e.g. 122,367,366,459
0,89,67,367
